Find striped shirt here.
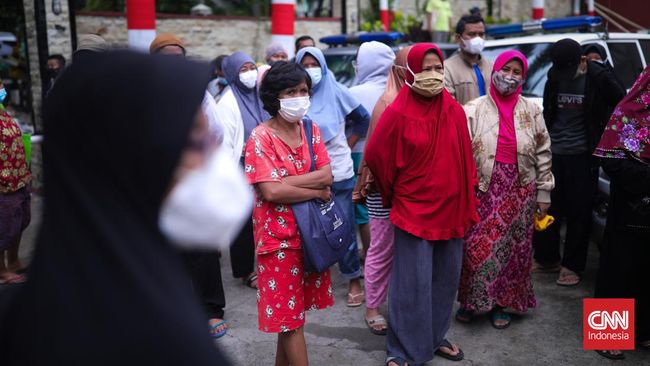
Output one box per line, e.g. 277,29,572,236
367,192,390,219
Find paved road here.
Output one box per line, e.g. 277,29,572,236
6,195,650,365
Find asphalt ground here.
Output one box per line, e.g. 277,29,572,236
4,194,649,365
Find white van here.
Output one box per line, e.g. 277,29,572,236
482,32,650,106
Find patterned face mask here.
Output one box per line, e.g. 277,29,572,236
491,71,524,96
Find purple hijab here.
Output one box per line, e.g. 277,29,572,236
222,52,270,141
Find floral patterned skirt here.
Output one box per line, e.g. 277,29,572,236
257,249,334,333
457,162,537,312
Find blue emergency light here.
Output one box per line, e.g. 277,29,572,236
320,32,404,46
486,16,603,37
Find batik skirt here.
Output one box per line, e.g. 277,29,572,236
458,162,537,312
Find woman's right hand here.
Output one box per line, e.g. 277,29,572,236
318,187,332,202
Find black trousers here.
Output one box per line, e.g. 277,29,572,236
230,218,255,279
183,252,225,319
533,153,598,273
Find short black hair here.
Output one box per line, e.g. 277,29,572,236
48,54,66,67
455,15,485,35
260,61,312,117
213,55,227,72
295,35,315,51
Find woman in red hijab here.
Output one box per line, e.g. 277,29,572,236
365,43,478,366
456,50,554,329
592,66,650,360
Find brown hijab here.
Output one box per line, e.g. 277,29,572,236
352,46,411,203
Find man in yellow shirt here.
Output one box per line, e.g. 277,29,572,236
425,0,453,43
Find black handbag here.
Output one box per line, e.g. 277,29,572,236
291,118,353,273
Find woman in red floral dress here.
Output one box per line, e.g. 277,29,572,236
244,62,334,366
0,81,31,285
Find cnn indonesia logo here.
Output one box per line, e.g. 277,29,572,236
583,299,635,350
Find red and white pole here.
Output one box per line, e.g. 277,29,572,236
380,0,390,32
532,0,544,20
572,0,580,16
271,0,296,59
127,0,156,51
587,0,595,16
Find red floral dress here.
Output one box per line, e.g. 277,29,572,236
244,121,334,333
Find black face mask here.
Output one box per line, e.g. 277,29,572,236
47,68,61,79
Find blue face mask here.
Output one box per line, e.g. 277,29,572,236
0,88,6,102
217,77,228,87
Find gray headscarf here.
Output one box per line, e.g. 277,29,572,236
222,52,270,142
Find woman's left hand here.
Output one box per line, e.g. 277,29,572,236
537,202,551,217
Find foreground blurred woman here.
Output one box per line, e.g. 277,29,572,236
593,66,650,360
365,43,478,366
245,62,334,366
0,51,252,365
458,50,554,328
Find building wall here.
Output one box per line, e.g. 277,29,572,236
75,13,342,61
394,0,574,26
45,0,74,59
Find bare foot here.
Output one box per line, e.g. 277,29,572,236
347,278,364,307
208,318,228,337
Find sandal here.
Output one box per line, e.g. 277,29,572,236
386,357,408,366
531,261,561,273
209,320,228,339
365,314,388,335
244,273,258,289
556,267,580,286
455,308,474,323
490,308,511,330
435,339,464,361
595,350,625,360
347,291,364,307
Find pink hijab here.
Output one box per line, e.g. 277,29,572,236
491,50,528,164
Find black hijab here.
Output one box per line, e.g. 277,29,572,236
1,51,230,365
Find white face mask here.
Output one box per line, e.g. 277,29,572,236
278,96,310,123
461,36,485,55
159,146,253,250
306,67,322,86
239,69,258,89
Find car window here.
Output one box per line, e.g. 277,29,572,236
324,54,357,87
606,41,644,89
639,40,650,65
482,43,553,98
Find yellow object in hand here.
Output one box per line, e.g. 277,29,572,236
534,214,555,232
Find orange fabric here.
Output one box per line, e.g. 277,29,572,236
149,33,186,54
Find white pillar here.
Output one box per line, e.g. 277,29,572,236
271,0,296,59
532,0,544,20
127,0,156,52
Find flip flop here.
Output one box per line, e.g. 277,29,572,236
595,350,625,360
347,291,364,307
209,320,228,339
365,315,388,335
244,273,258,289
556,269,580,286
455,308,474,323
490,309,511,330
435,339,464,361
386,357,408,366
